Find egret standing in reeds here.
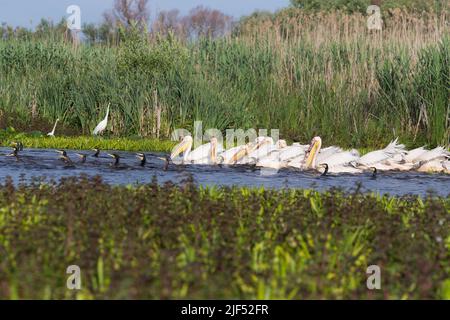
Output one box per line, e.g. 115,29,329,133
47,118,59,137
93,104,110,136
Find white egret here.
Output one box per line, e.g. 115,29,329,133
93,104,110,136
47,118,60,137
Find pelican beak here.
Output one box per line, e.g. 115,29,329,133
170,139,190,159
231,145,249,163
305,139,321,168
210,138,217,164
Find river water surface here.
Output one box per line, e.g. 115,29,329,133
1,147,449,197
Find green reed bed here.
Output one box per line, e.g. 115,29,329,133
0,175,448,299
0,11,448,150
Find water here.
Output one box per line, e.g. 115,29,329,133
1,147,449,197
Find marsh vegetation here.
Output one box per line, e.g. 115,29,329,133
0,176,448,299
0,8,448,149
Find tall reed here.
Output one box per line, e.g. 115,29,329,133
0,10,448,148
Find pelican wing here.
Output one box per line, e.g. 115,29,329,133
247,144,276,160
316,146,343,164
415,147,448,163
188,143,212,161
358,138,405,166
404,147,427,163
320,151,359,168
279,145,306,162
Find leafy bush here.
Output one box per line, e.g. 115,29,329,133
117,23,188,81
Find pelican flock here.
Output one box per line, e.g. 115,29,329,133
170,135,450,174
3,135,449,175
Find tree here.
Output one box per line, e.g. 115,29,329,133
104,0,150,30
290,0,370,13
182,6,233,39
152,9,186,38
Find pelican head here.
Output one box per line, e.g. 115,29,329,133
170,135,193,161
136,153,146,166
304,136,322,169
256,137,273,148
276,139,288,149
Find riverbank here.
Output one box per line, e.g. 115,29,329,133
0,130,176,153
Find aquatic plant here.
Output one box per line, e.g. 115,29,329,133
0,175,448,299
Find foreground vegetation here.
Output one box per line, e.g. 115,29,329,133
0,10,448,150
0,176,448,299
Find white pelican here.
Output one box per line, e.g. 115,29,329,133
171,136,221,165
369,146,448,171
289,137,365,174
408,147,448,164
189,137,223,164
217,145,245,165
403,147,427,163
357,138,405,168
246,137,275,162
220,137,272,165
255,139,290,169
280,143,309,164
417,159,450,173
93,103,110,135
170,135,193,164
415,148,449,173
301,136,322,169
47,118,59,137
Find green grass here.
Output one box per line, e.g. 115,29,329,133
0,176,448,299
0,131,176,153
